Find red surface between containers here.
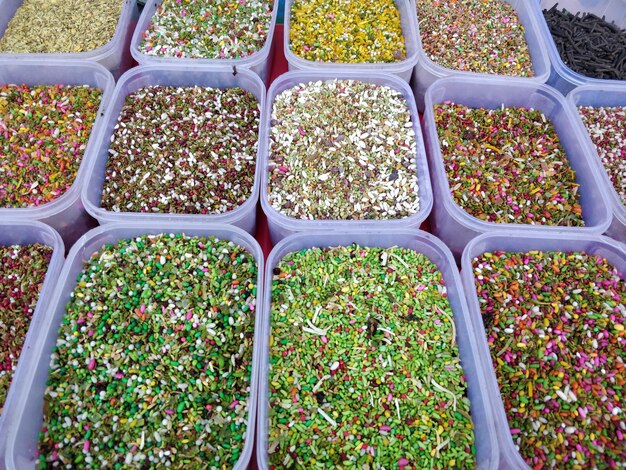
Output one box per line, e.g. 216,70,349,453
247,25,285,470
253,27,285,263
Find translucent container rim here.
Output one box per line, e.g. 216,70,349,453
0,59,115,219
129,0,279,68
256,229,499,470
423,75,613,234
81,65,265,226
283,0,419,74
536,0,626,89
459,230,626,469
565,83,626,228
0,0,135,62
414,0,551,83
0,220,64,439
259,70,433,232
3,221,264,470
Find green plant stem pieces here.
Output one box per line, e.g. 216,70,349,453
38,234,257,469
139,0,273,59
268,244,475,469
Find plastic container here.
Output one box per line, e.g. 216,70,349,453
536,0,626,95
0,0,138,79
283,0,419,82
459,231,626,470
82,65,265,235
130,0,279,85
0,220,64,464
3,222,264,470
256,230,499,469
422,76,612,261
0,60,115,248
260,71,433,244
566,84,626,243
412,0,551,110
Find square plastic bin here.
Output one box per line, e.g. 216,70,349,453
3,222,264,470
0,220,64,464
256,230,499,469
81,65,265,235
412,0,551,111
459,231,626,470
283,0,419,82
130,0,278,85
0,60,115,248
566,84,626,243
0,0,139,79
422,76,612,261
536,0,626,95
260,71,433,245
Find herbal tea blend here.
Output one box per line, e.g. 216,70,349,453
417,0,534,76
0,0,124,53
101,86,259,215
39,234,258,468
0,84,103,207
578,105,626,206
543,5,626,81
473,250,626,468
139,0,273,59
268,245,476,468
269,79,419,220
290,0,406,63
434,102,584,226
0,243,52,414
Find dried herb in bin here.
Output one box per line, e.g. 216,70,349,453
268,245,476,468
417,0,534,76
0,243,52,414
434,102,584,227
139,0,273,59
578,105,626,206
290,0,406,63
39,234,257,468
0,84,103,207
269,79,420,220
473,250,626,468
0,0,124,53
101,86,259,215
543,5,626,81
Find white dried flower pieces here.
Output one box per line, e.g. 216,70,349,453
268,79,420,220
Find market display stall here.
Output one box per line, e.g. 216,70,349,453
0,0,624,468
